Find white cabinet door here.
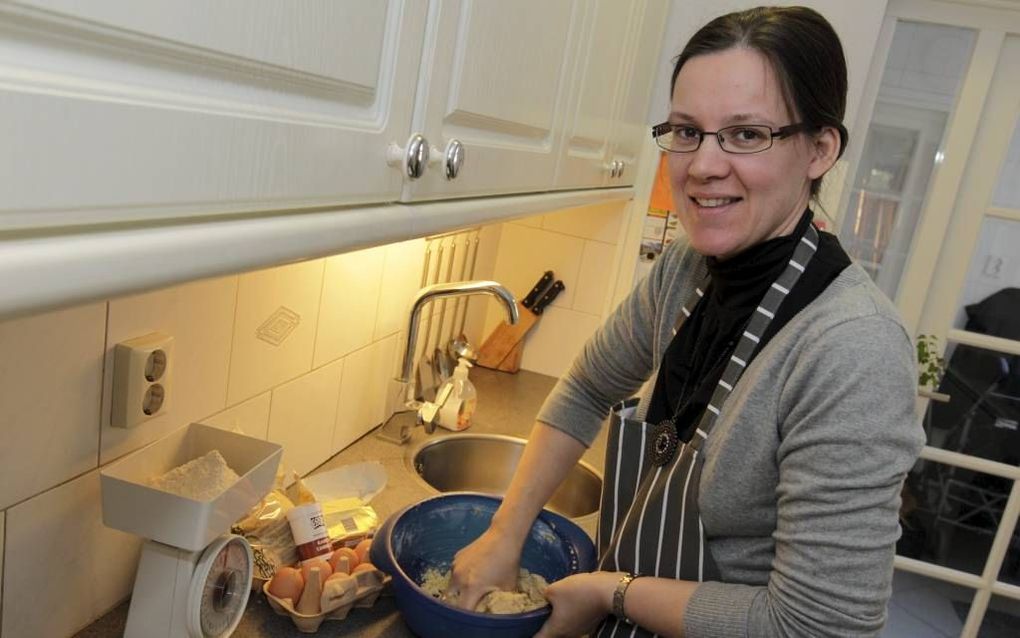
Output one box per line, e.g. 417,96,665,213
555,0,644,190
0,0,426,229
607,0,669,186
401,0,584,201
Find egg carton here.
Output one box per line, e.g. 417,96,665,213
262,568,390,633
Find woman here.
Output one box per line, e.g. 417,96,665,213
451,7,924,637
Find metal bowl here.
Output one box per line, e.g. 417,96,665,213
409,434,602,518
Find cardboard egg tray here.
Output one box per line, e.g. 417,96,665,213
262,568,390,633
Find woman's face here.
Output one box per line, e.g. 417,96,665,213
668,47,833,260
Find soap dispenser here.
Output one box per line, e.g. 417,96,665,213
438,358,477,431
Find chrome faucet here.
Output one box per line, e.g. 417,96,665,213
376,280,519,444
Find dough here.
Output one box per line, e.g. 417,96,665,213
420,568,549,614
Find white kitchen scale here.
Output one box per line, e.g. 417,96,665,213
99,423,283,638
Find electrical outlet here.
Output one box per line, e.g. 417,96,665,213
111,332,174,428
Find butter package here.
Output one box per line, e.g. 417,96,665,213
322,498,379,548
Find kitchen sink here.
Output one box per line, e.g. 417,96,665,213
408,433,602,519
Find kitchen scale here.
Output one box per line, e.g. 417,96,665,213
125,534,253,637
99,423,283,638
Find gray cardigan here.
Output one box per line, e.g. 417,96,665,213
536,236,925,637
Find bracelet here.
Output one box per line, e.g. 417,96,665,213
612,572,641,624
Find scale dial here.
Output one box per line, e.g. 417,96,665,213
187,534,253,637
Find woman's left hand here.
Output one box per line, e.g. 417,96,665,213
535,571,621,638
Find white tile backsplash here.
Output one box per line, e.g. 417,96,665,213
492,223,585,310
102,276,237,464
2,471,141,638
227,260,325,405
574,240,617,316
0,303,105,510
541,201,626,244
0,199,634,635
519,306,602,378
314,246,386,367
333,334,399,454
267,359,343,480
373,238,426,341
202,392,272,440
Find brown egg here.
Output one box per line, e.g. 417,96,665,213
354,538,373,564
301,559,333,588
267,567,304,602
329,547,359,574
352,562,376,574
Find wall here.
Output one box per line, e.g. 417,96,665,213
479,201,632,378
0,200,632,637
0,238,425,637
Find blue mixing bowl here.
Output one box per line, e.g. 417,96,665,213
370,492,597,638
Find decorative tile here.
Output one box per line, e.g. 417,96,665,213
0,303,105,509
102,275,238,465
519,306,601,378
227,260,325,405
573,240,617,316
334,335,399,454
374,239,426,341
267,360,343,480
540,201,627,244
200,392,272,440
314,246,386,367
2,471,141,638
491,223,584,312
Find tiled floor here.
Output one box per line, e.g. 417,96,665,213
881,570,967,638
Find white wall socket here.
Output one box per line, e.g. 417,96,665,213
111,332,174,428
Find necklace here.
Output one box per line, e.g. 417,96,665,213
647,335,736,467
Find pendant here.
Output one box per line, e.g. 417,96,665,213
649,420,679,466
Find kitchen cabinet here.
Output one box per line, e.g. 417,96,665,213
0,0,656,318
0,0,428,229
400,0,584,201
555,0,668,189
606,0,670,186
1,0,660,228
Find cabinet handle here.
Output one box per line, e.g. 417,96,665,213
444,139,465,180
605,160,619,178
616,161,625,179
387,133,430,180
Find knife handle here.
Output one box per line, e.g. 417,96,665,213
532,280,565,315
521,271,554,309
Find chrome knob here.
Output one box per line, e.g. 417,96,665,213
387,133,430,180
444,139,465,180
606,160,618,178
616,161,625,179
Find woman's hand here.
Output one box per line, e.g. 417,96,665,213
534,571,620,638
448,527,521,610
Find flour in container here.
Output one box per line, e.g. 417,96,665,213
148,450,240,501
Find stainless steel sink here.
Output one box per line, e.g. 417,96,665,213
409,433,602,518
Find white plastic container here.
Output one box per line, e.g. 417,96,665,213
438,358,477,431
100,423,282,551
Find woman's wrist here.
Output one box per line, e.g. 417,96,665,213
601,571,629,616
488,507,534,548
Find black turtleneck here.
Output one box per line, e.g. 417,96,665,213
645,209,851,440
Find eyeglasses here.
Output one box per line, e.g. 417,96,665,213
651,122,812,154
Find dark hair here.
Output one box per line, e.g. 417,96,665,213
671,6,849,198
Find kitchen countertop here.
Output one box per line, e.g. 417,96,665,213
75,367,608,638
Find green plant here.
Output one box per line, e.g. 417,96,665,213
916,334,946,389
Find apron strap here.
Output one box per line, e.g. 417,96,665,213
676,224,821,450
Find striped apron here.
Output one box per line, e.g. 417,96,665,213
594,225,820,637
